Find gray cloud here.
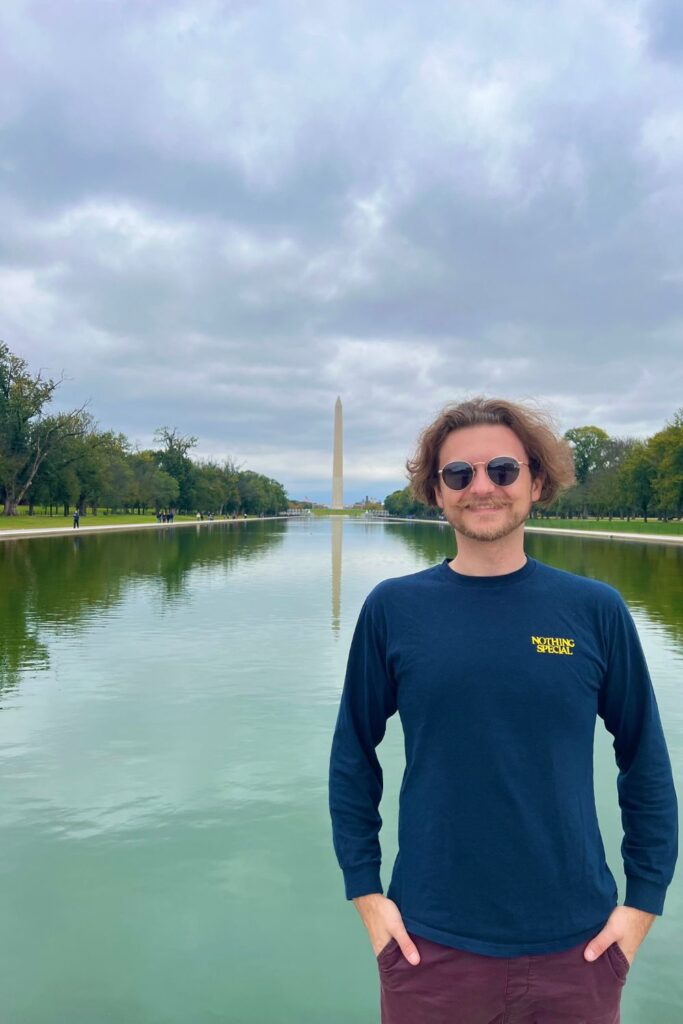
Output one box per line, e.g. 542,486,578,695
1,0,682,502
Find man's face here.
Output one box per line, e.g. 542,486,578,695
434,424,543,543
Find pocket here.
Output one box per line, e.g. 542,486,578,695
605,941,630,982
376,936,399,965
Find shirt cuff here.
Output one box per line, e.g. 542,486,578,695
343,863,383,900
624,875,668,915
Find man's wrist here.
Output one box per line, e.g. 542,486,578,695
353,892,384,921
353,892,384,907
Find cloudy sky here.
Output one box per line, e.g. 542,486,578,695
1,0,682,502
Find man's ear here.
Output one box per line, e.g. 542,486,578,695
531,473,544,503
434,480,444,509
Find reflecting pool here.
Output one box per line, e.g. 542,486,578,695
0,519,681,1023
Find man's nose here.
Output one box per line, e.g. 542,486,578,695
468,464,496,495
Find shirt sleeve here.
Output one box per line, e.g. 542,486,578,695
598,594,678,915
328,591,398,900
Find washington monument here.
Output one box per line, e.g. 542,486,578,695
331,396,343,509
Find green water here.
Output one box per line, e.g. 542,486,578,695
0,519,681,1023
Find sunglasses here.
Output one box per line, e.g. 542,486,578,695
437,456,529,491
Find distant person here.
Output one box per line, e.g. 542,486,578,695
196,512,202,521
328,396,678,1024
72,508,80,529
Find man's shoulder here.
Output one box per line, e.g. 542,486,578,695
365,563,444,606
532,559,624,609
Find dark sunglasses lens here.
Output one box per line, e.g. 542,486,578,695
442,462,473,490
487,458,520,486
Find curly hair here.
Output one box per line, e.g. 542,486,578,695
406,396,575,508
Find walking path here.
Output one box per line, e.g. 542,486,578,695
0,516,285,542
523,525,683,545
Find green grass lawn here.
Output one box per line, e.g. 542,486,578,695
0,512,204,531
311,507,368,517
526,518,683,535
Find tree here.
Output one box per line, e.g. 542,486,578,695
0,341,94,515
221,459,241,512
194,460,232,513
383,485,438,518
563,426,611,486
153,426,198,511
72,431,128,514
127,452,179,513
235,470,288,514
100,455,135,513
584,438,635,519
648,411,683,518
618,442,656,520
29,423,126,515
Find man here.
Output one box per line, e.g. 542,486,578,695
328,397,677,1024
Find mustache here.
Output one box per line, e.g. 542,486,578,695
462,501,510,509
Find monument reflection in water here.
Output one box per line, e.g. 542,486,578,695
331,515,342,635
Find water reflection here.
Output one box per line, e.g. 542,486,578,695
331,518,343,636
0,521,286,698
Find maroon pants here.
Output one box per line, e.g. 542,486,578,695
377,930,629,1024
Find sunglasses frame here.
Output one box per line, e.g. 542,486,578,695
437,456,530,491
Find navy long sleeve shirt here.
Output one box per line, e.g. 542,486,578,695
328,557,678,957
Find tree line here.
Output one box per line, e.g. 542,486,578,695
383,416,683,521
0,341,288,517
